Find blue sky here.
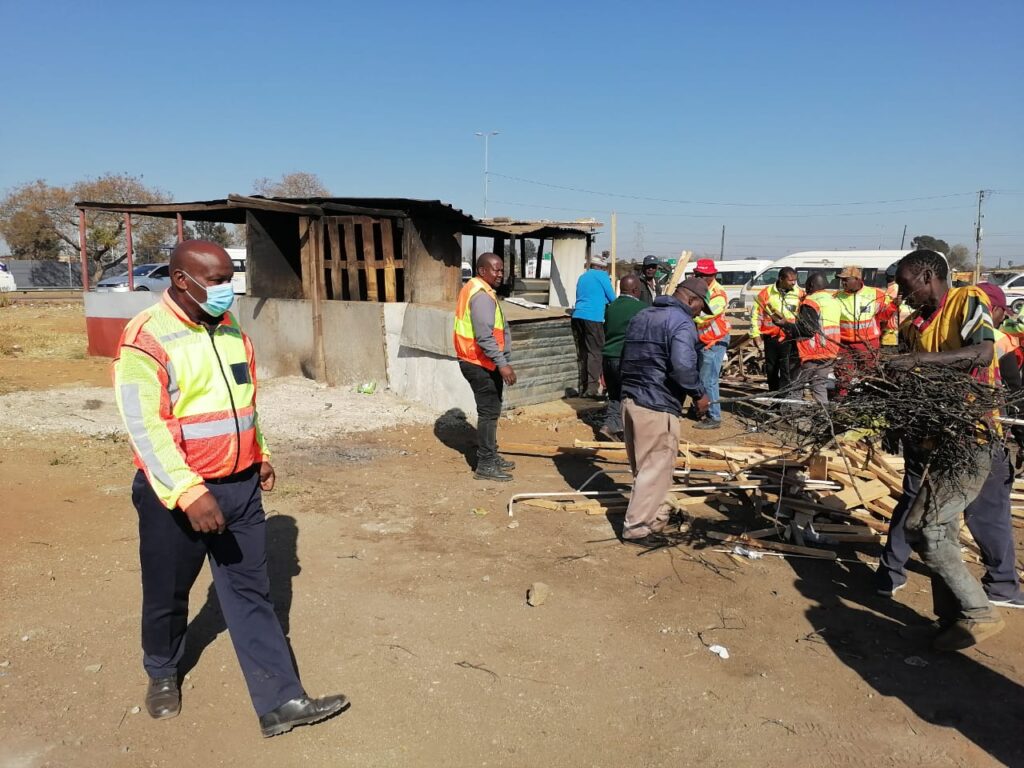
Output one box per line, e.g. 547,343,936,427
2,0,1022,262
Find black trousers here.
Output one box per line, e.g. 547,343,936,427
134,468,304,717
602,355,624,434
571,318,605,395
763,335,796,392
459,360,504,465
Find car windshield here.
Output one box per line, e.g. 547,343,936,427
133,265,156,275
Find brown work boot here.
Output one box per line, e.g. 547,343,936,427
932,617,1006,652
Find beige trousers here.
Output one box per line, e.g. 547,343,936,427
621,398,680,539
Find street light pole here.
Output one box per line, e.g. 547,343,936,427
475,130,499,218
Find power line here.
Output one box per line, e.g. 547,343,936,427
489,199,974,219
490,172,980,208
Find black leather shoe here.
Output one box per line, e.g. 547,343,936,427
145,676,181,720
474,461,513,482
496,455,516,470
259,694,350,738
622,532,671,548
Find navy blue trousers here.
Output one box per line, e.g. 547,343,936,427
133,468,305,716
877,444,1021,603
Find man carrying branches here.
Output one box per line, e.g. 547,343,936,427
879,249,1013,650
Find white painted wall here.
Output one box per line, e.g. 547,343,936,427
548,235,588,308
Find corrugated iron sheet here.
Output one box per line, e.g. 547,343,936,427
502,318,578,409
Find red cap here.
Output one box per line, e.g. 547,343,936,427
693,258,717,275
978,282,1008,312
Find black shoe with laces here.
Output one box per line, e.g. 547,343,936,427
474,461,513,482
496,455,516,470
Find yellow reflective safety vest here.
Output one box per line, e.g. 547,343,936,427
797,290,842,362
113,292,269,510
453,277,506,370
696,279,731,348
836,285,886,345
750,284,803,339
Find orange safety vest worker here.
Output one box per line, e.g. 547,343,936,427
696,279,731,348
112,292,270,511
453,276,506,370
796,290,842,362
750,284,804,339
835,285,888,345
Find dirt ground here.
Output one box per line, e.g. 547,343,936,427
1,302,1023,768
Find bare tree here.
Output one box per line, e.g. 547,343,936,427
252,172,330,198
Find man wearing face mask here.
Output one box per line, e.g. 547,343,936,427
113,240,348,737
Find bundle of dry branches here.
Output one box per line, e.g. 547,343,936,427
738,362,1018,477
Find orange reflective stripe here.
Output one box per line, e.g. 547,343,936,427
698,283,730,347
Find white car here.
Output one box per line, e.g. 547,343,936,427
95,263,171,292
0,262,16,292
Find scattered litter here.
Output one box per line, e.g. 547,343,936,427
130,706,141,714
732,545,764,560
904,655,929,668
84,663,102,673
471,508,489,517
527,582,551,607
355,381,377,395
507,521,520,529
707,645,730,660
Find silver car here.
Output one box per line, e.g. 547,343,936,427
95,263,171,292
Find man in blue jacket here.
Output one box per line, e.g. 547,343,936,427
619,277,711,545
572,252,617,397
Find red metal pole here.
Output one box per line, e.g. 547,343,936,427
125,213,135,291
78,209,89,291
176,213,184,243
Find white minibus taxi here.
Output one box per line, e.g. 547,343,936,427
683,258,773,308
741,250,913,306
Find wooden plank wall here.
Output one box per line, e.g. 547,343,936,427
319,215,405,302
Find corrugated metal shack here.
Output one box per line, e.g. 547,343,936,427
75,195,602,413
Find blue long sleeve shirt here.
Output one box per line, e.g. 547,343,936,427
573,269,617,322
619,295,705,416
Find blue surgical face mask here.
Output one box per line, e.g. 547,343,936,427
183,272,235,317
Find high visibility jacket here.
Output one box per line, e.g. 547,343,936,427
696,279,731,348
750,284,803,339
113,292,269,510
995,328,1023,360
797,291,842,362
881,283,900,346
836,285,887,345
453,276,506,370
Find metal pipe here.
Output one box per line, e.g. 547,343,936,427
78,210,89,291
125,214,134,291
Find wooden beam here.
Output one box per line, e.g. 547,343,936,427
327,218,343,300
310,218,327,383
663,250,693,295
535,238,544,279
298,217,313,299
342,219,361,300
358,217,380,301
380,218,398,302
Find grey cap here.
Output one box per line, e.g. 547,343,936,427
643,255,659,267
677,277,713,314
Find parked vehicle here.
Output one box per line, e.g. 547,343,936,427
682,258,773,308
95,263,171,292
741,250,916,306
0,261,16,292
226,248,247,294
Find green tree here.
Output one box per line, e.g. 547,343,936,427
183,220,235,247
947,243,972,271
911,235,951,255
0,174,173,282
252,171,330,198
